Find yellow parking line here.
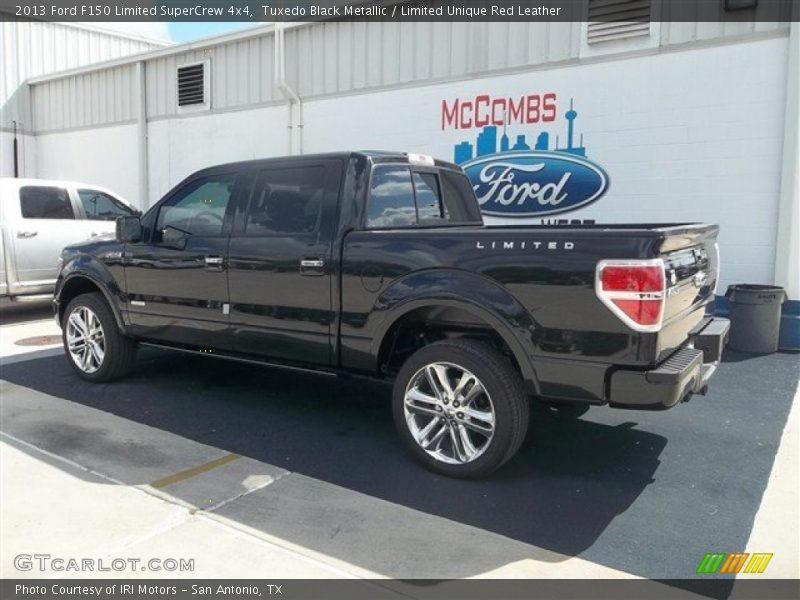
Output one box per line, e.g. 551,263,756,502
150,453,241,489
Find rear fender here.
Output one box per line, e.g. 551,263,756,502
370,269,539,392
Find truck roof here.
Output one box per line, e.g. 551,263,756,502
192,151,462,177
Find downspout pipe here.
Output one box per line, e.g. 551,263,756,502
136,61,149,209
274,24,303,155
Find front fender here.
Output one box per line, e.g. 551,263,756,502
55,254,126,330
370,269,539,391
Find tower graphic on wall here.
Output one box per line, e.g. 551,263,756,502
454,98,588,164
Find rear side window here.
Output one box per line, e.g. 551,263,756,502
440,170,482,223
413,172,443,223
366,166,482,229
367,167,417,228
19,186,74,220
246,165,326,235
78,189,134,221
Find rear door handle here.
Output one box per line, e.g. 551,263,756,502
300,259,324,269
17,231,38,238
300,258,325,276
204,256,225,270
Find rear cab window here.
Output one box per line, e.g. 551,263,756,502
19,186,75,220
366,166,482,229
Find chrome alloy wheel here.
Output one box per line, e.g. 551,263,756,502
66,306,106,374
403,362,495,465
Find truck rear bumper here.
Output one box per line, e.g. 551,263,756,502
608,317,730,410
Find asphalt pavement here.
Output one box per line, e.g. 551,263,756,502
1,304,798,594
1,338,797,574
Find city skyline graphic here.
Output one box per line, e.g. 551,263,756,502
454,98,588,164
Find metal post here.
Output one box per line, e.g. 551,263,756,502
12,121,19,178
775,20,799,301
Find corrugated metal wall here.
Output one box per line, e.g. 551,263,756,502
146,34,277,118
1,15,167,133
660,20,791,44
284,21,580,97
32,65,138,132
141,21,580,120
25,18,790,134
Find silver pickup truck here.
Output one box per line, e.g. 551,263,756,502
1,178,138,301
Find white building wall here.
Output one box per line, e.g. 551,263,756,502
35,124,139,203
12,15,798,346
300,36,787,293
139,35,787,294
0,16,168,177
19,21,793,297
146,104,289,202
23,20,790,132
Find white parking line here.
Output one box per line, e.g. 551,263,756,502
739,378,800,579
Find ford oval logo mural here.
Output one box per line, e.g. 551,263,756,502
446,96,610,218
462,152,609,217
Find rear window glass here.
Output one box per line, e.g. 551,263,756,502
366,166,482,228
246,165,326,234
367,167,417,228
440,170,482,223
413,172,443,223
20,186,74,220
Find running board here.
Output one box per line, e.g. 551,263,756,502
7,294,53,303
139,342,339,378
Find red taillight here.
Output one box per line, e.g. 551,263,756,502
601,265,664,293
596,261,666,331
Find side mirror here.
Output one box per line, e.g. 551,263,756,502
116,215,142,243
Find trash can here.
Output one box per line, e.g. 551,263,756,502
725,284,786,354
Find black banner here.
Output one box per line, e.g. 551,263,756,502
1,0,799,22
3,579,800,600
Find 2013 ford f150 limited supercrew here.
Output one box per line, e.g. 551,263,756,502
54,151,730,477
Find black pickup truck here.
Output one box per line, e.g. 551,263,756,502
54,151,729,477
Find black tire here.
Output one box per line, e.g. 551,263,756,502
62,292,137,382
392,339,529,478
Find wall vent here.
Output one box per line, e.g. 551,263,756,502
177,61,208,108
587,0,651,44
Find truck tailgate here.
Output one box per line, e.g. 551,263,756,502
656,224,720,360
659,224,719,321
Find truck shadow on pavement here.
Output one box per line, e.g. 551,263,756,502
1,346,798,585
0,301,53,326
